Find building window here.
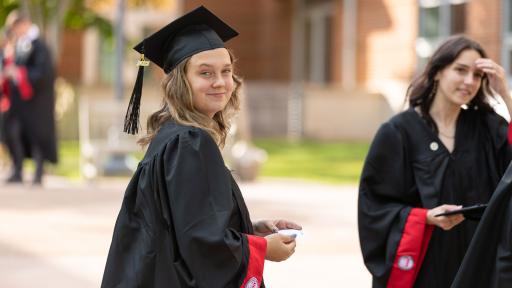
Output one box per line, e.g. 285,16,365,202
504,0,512,83
450,2,466,34
303,1,334,85
419,5,440,39
416,0,468,68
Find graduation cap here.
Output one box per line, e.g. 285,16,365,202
124,6,239,134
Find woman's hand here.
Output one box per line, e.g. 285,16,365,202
475,59,511,107
426,204,465,231
253,219,302,237
264,233,296,262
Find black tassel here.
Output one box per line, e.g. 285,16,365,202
124,54,149,134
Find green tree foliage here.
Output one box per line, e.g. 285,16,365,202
1,0,112,34
0,0,113,62
0,0,19,26
64,0,112,38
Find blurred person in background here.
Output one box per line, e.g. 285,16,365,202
0,11,57,185
101,6,301,288
358,35,512,287
0,27,15,169
0,27,14,169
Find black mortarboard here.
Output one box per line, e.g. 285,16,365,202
123,6,239,135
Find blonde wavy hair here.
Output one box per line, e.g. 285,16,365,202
138,50,242,148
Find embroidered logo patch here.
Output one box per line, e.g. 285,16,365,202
398,255,414,271
245,277,259,288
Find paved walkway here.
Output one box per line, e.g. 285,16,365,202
0,174,371,287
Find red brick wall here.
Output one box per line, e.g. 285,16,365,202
356,0,504,87
184,0,292,81
331,0,343,85
57,29,83,83
356,0,417,86
466,0,501,60
183,0,504,87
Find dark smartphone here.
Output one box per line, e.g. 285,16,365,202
434,204,488,218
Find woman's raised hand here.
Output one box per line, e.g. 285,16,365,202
475,58,510,98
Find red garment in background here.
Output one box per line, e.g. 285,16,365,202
0,55,33,113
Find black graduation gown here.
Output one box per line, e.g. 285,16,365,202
451,162,512,288
358,108,512,288
2,38,57,163
101,122,263,288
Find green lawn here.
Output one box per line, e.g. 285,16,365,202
0,141,82,179
10,139,370,184
254,139,370,184
45,141,143,179
46,141,81,178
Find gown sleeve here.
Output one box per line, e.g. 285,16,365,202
2,55,32,101
508,122,512,145
486,113,512,175
164,128,266,288
492,173,512,287
0,75,10,112
15,66,33,100
358,122,434,288
451,163,512,288
450,116,512,288
24,41,51,91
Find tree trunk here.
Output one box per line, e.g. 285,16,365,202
47,0,71,65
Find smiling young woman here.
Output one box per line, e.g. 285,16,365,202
358,35,512,288
101,6,301,288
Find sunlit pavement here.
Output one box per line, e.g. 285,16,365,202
0,174,371,287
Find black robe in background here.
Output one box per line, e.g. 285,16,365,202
0,48,5,142
358,108,512,287
2,37,57,163
101,122,261,288
451,162,512,288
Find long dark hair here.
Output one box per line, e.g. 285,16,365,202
407,35,494,132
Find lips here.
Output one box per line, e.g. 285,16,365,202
206,92,226,97
456,88,471,96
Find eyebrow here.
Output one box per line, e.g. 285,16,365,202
454,63,470,68
454,62,484,75
197,63,232,68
